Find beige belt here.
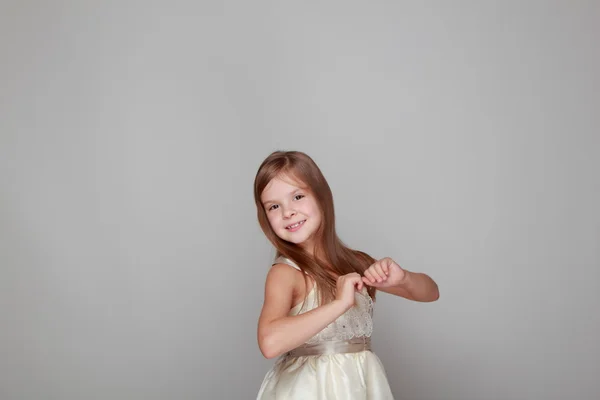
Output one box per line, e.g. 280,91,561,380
287,337,372,357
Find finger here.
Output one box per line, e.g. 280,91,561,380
379,259,392,276
356,279,363,290
348,276,362,291
362,276,379,287
381,261,389,275
368,266,385,282
349,275,362,286
374,263,387,280
364,270,377,284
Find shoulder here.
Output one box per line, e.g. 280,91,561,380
268,262,301,278
265,263,303,290
261,263,305,314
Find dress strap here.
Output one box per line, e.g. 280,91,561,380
273,256,302,271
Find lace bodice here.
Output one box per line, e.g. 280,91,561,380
275,257,374,345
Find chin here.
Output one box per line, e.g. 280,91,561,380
285,237,307,246
278,234,309,247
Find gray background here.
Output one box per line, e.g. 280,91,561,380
1,1,599,399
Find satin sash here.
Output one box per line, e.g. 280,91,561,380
286,337,372,357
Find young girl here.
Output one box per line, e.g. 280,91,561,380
254,151,439,399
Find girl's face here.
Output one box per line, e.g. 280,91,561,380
261,175,322,252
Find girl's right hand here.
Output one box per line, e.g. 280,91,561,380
335,273,363,311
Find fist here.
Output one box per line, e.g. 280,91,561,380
362,257,406,288
335,272,363,311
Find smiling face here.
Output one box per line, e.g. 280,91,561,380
260,174,323,252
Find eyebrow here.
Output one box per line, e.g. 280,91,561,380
262,189,303,206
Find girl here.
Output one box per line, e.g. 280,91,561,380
254,151,439,399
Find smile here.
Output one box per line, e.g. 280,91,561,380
286,220,306,231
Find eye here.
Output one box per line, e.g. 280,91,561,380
268,204,279,211
294,194,305,201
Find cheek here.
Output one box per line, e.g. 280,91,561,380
313,207,324,225
313,214,322,227
266,213,279,228
310,204,322,219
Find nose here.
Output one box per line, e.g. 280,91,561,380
283,206,296,219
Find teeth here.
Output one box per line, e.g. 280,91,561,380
287,220,305,229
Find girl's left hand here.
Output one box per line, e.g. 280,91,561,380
362,257,407,288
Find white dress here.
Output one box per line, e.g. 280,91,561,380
257,257,394,399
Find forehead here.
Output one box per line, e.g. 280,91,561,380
261,175,307,202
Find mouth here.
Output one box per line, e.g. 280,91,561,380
285,220,306,231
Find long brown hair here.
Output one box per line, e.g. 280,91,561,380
253,150,376,303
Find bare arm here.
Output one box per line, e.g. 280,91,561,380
257,265,361,359
377,270,439,302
